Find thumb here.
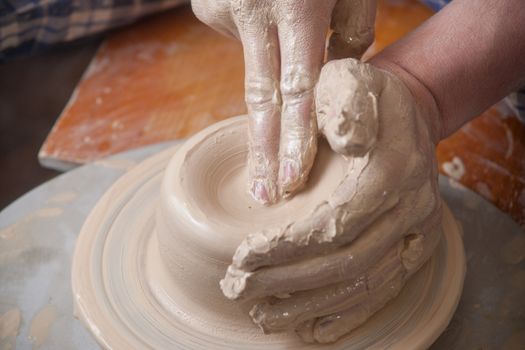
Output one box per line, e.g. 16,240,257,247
315,58,383,157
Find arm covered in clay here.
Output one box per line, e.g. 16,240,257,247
221,0,525,344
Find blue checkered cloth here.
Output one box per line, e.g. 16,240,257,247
0,0,187,60
419,0,451,12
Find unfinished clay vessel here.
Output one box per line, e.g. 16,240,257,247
156,116,348,307
72,116,466,349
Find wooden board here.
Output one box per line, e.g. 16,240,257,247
39,0,525,228
39,6,245,170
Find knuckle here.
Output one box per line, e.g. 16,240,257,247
280,67,316,102
245,77,279,111
191,1,211,23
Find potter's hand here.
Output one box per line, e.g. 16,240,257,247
191,0,376,204
221,58,444,343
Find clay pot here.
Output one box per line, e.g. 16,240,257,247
155,115,347,315
72,116,465,349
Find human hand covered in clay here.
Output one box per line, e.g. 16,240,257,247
220,58,444,343
191,0,376,204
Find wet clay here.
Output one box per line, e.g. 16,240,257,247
72,116,466,349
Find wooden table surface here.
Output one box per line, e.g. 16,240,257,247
39,0,525,229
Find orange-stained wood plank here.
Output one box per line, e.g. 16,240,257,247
437,105,525,228
39,0,525,227
40,6,246,169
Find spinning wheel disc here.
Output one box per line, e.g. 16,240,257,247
72,144,465,350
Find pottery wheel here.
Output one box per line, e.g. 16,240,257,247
72,142,466,349
1,141,523,349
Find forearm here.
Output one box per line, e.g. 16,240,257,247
370,0,525,139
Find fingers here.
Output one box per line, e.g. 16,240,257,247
308,275,400,344
249,209,443,343
275,2,334,196
228,201,335,273
316,59,383,157
222,195,402,300
233,9,282,205
228,148,402,275
251,240,404,335
250,275,368,334
191,0,239,39
327,0,377,60
305,211,443,344
221,180,439,300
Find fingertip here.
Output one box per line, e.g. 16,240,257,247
250,179,277,205
295,319,316,343
231,232,271,271
252,180,269,203
220,265,251,300
247,143,279,205
312,317,344,344
278,158,303,197
277,132,317,198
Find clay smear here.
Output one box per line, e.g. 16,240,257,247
0,308,21,350
0,207,63,241
500,234,525,265
46,191,78,205
28,304,56,349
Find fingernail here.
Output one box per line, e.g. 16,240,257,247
253,180,268,202
281,159,298,187
251,180,276,205
280,159,302,196
314,318,340,344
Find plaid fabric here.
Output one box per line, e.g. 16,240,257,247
0,0,188,60
419,0,451,12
